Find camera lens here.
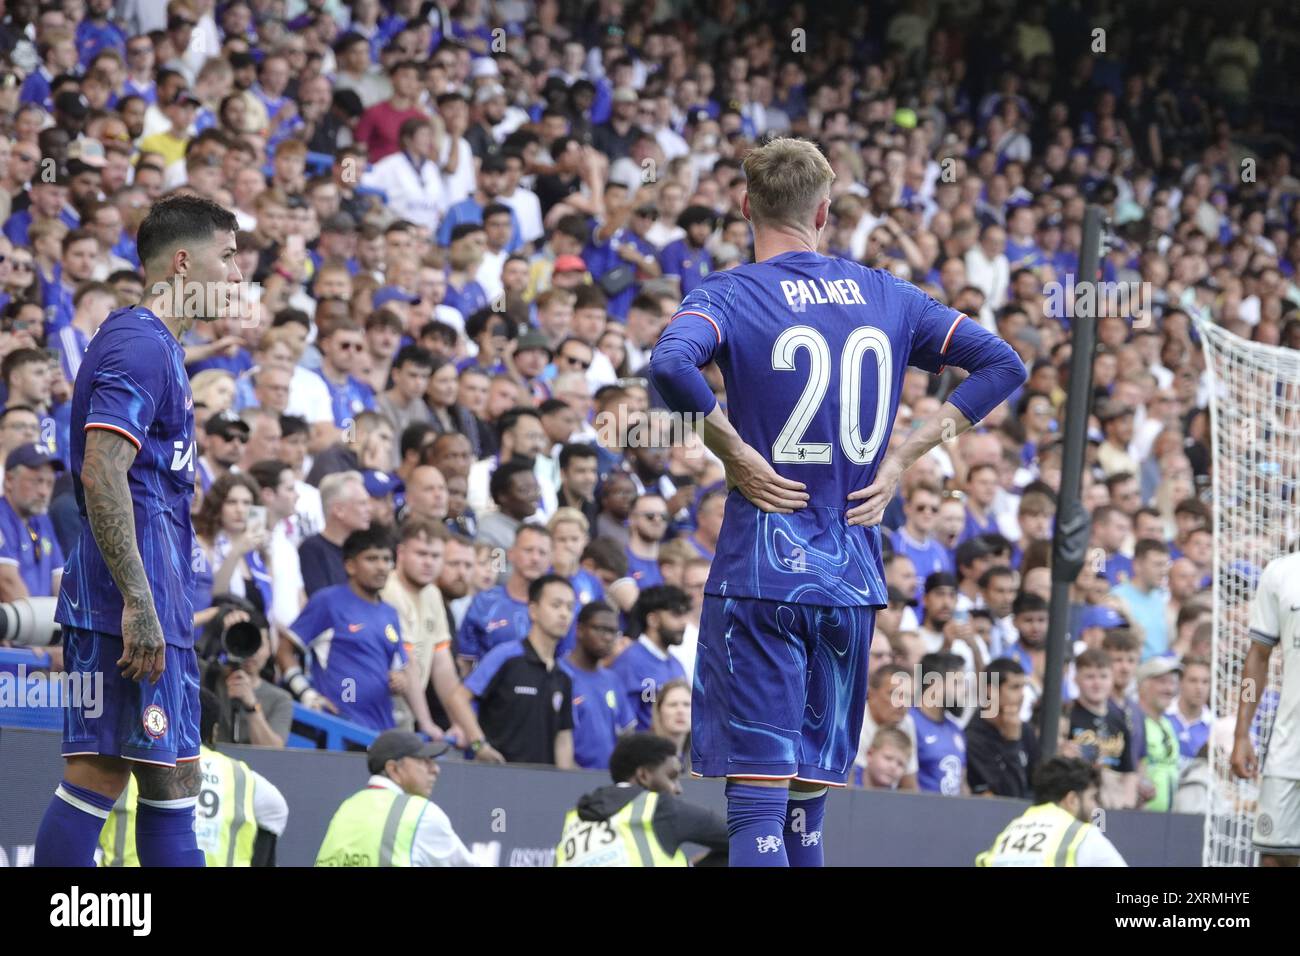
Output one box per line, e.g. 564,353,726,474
222,621,263,663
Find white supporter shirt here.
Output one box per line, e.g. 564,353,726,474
361,775,482,866
438,137,476,208
361,152,447,235
268,521,306,630
288,366,334,425
500,186,544,245
1248,552,1300,780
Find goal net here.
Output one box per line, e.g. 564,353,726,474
1196,317,1298,867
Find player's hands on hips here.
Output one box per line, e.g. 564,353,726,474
724,443,808,513
118,600,166,683
846,456,905,526
1230,736,1258,779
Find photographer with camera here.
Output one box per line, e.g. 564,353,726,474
197,597,293,748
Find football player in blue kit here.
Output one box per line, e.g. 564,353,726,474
648,137,1026,866
35,196,242,867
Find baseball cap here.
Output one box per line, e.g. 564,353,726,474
372,285,420,309
171,89,201,107
54,91,91,119
469,57,500,79
924,571,959,592
204,409,251,438
1136,656,1183,682
553,254,587,273
515,328,552,355
5,443,66,473
1079,605,1129,631
67,137,107,168
367,730,450,774
362,469,404,498
475,83,506,105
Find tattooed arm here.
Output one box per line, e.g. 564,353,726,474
81,427,166,683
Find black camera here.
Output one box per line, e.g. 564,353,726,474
198,595,268,668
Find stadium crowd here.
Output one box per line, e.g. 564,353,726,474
0,0,1297,814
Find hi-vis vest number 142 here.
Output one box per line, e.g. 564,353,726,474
975,802,1091,867
554,791,687,867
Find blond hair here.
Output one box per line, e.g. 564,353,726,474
741,137,835,229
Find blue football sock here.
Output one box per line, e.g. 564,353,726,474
35,781,117,867
784,787,828,867
136,797,206,867
725,781,789,867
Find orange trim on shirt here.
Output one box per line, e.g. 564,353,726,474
941,313,967,355
84,422,142,451
672,309,722,344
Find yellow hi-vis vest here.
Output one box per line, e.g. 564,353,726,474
315,787,428,867
98,746,259,867
975,802,1092,867
554,791,688,867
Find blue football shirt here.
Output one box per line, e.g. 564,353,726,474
607,636,686,731
558,656,636,769
290,583,408,731
655,254,995,608
55,307,197,647
911,707,967,795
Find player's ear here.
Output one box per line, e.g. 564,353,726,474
814,197,830,232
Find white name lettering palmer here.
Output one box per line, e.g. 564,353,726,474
779,278,867,309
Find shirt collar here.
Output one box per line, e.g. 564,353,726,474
366,774,403,792
637,633,669,661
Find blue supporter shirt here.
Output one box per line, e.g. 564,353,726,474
624,549,663,589
0,496,64,596
1111,581,1170,660
77,19,127,65
443,277,489,317
53,324,91,384
290,583,408,731
568,568,606,606
911,707,967,795
607,635,686,730
1101,552,1133,586
437,197,522,250
558,656,635,769
457,585,531,664
1167,705,1212,762
584,226,657,319
650,255,1024,609
959,506,1000,544
55,307,197,647
316,368,375,429
659,239,713,296
889,528,954,601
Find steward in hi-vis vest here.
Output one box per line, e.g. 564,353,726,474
316,729,480,867
556,733,728,867
976,757,1127,867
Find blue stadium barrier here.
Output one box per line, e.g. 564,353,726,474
287,704,378,752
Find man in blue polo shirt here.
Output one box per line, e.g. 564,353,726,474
560,601,635,770
607,585,689,730
454,574,577,766
0,444,65,598
289,527,438,735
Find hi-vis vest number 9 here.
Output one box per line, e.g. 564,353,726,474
315,788,427,867
554,791,687,867
98,746,257,867
975,802,1090,867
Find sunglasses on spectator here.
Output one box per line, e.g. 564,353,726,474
913,503,939,513
560,353,591,369
336,341,366,351
218,432,249,443
636,512,669,521
11,260,33,271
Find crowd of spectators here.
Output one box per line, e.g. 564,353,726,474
0,0,1297,808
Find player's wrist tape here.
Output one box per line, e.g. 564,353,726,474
284,668,311,700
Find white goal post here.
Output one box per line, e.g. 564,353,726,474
1196,317,1297,867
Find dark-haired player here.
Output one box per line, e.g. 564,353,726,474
37,195,241,867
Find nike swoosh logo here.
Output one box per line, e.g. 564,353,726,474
348,623,363,632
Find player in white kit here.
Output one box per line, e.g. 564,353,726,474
1232,551,1300,866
